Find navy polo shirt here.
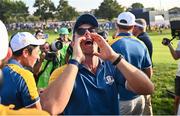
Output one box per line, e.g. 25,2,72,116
63,60,119,115
137,32,153,60
0,59,39,109
111,32,152,100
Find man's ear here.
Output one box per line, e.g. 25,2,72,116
22,48,29,58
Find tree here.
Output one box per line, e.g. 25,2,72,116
131,2,144,9
94,0,124,21
33,0,56,22
0,0,29,23
56,0,79,21
27,15,40,22
146,7,155,11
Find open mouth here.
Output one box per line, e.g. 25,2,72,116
85,40,93,45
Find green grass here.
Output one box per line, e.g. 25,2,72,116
8,29,177,114
150,30,177,115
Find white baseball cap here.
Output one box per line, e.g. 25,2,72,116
10,32,46,52
135,18,147,28
117,12,136,26
0,20,9,60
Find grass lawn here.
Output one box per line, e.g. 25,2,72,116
8,29,178,114
149,30,177,115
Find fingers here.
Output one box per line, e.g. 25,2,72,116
90,33,103,41
93,52,101,57
40,52,46,60
74,36,86,45
90,33,108,47
72,36,86,63
73,36,86,49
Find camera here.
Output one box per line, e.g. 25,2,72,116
67,45,73,55
45,52,57,61
51,40,63,52
162,20,180,46
44,40,63,61
170,20,180,39
162,38,171,46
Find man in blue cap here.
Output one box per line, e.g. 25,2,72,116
40,14,154,115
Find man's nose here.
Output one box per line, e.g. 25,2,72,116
85,31,91,38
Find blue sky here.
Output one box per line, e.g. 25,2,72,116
23,0,180,14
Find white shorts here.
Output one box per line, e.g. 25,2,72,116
177,104,180,115
119,95,145,115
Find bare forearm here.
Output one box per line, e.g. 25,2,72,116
33,61,43,77
168,44,179,60
111,54,154,95
40,64,78,114
91,33,154,95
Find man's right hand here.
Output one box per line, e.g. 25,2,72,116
71,36,86,63
40,52,46,62
162,38,171,46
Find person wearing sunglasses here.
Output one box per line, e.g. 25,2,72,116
40,14,154,115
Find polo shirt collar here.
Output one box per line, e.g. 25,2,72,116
8,58,23,68
79,59,104,70
117,32,132,36
137,32,146,38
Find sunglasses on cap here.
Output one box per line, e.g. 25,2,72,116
76,27,96,36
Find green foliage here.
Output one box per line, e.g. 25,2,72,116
146,7,155,11
94,0,124,21
0,0,28,23
26,15,40,22
131,2,144,9
56,0,79,21
33,0,56,21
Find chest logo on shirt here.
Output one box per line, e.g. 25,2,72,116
104,75,114,85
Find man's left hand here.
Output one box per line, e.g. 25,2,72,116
90,33,119,62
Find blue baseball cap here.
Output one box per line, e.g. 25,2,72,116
73,14,98,33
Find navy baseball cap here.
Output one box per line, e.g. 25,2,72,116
73,14,98,33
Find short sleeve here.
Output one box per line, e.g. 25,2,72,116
49,64,67,85
18,70,40,107
142,48,152,69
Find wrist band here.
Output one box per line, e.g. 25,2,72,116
112,54,123,65
68,59,80,67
